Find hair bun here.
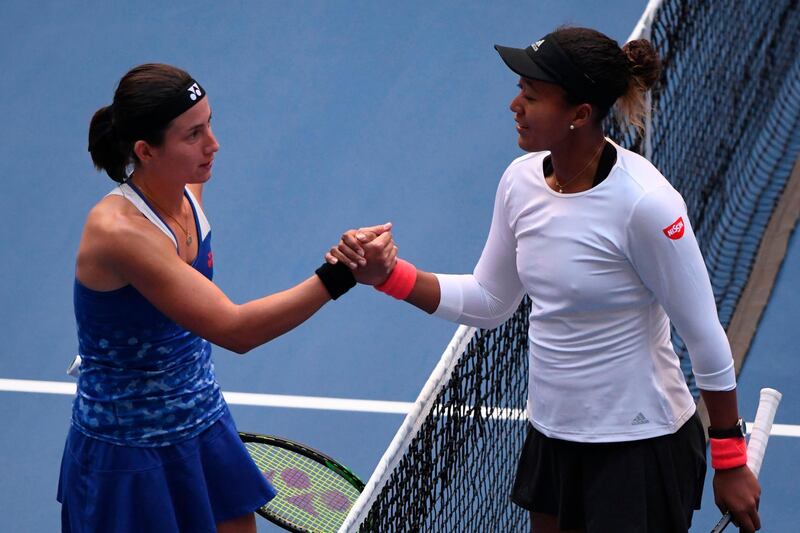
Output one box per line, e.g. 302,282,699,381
622,39,661,90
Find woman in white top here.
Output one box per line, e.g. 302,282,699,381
330,27,761,533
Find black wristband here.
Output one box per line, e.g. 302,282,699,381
315,262,356,300
708,418,747,439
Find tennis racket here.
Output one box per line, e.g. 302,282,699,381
709,387,782,533
240,432,365,533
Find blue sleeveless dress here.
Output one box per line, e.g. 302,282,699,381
57,183,276,532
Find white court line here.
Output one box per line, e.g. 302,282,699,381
0,378,412,415
750,424,800,438
2,378,800,437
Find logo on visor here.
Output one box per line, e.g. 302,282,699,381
530,39,545,52
662,217,685,240
187,83,203,101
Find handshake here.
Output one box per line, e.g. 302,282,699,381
325,222,398,286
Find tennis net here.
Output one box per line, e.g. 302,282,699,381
341,0,800,530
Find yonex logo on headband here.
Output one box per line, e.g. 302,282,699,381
530,39,545,52
114,78,207,142
187,83,203,101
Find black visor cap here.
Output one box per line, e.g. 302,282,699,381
494,44,561,85
494,35,605,106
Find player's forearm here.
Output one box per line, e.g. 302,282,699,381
700,388,741,430
404,270,441,314
224,276,330,353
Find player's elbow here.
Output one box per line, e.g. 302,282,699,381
454,306,517,329
218,324,274,355
447,282,522,329
473,312,515,330
209,332,253,355
476,296,522,329
223,338,253,355
217,334,261,355
207,305,266,355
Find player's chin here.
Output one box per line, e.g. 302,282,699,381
517,136,543,153
192,168,213,183
515,128,542,152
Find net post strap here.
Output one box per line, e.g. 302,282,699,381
338,325,477,533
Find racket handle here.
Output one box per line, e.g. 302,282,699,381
709,388,782,533
710,513,732,532
747,388,782,477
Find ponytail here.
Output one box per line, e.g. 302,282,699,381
88,105,130,183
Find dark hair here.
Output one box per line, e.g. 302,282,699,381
88,63,193,182
552,27,661,131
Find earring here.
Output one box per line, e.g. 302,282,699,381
569,124,575,130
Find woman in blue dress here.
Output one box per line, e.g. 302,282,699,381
57,63,395,533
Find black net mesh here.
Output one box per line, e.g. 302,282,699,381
351,0,800,530
360,297,531,532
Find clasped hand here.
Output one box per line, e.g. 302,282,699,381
326,223,397,286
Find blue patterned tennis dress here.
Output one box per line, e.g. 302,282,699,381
57,182,276,532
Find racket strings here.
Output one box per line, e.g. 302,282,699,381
245,441,361,532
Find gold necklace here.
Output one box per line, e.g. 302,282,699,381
137,183,193,246
553,140,606,193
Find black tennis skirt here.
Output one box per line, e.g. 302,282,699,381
511,413,706,532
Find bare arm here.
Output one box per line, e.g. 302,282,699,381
404,271,440,314
105,214,328,353
80,207,392,354
702,388,741,431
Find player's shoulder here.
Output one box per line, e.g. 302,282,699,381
498,151,547,193
613,143,672,194
83,194,172,256
86,194,139,235
609,143,681,208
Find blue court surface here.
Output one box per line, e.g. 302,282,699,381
1,2,796,532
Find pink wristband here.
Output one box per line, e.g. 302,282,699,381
375,259,417,300
709,437,747,470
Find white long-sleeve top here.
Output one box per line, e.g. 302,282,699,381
434,140,735,442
